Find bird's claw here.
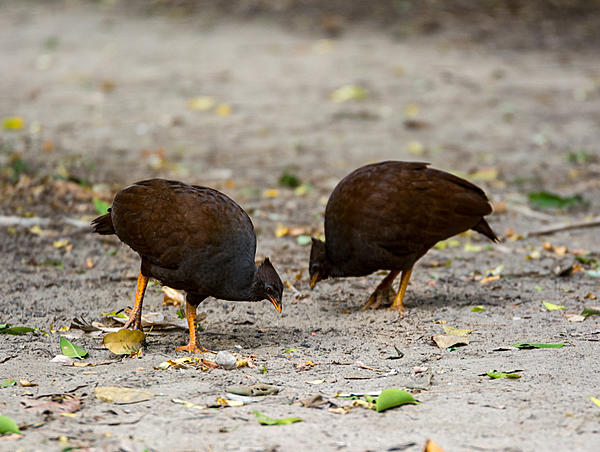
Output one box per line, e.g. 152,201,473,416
175,343,210,354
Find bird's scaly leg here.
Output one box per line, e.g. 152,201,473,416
389,267,413,315
175,300,210,353
361,270,400,310
123,272,148,330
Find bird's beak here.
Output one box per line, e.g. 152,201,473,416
268,296,282,313
309,273,319,290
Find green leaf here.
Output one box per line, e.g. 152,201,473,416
591,396,600,408
0,415,21,434
283,348,299,354
278,171,301,188
486,370,521,379
581,308,600,318
93,197,111,215
101,311,128,319
576,255,597,265
0,325,35,335
252,410,303,426
60,336,88,359
296,235,312,246
513,342,565,349
176,309,185,319
1,378,16,388
542,301,565,311
471,305,485,312
375,389,418,412
2,117,24,130
528,191,584,209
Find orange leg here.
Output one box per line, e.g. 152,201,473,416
361,270,400,310
175,300,210,353
389,267,413,315
123,272,148,330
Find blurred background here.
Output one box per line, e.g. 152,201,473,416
1,0,599,236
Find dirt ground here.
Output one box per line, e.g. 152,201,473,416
1,1,600,451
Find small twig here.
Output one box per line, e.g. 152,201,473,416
526,216,600,237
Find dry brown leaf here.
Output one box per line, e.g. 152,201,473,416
433,335,470,349
102,329,146,355
18,379,37,387
21,394,82,414
94,387,153,404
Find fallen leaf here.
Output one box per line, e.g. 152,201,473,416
284,348,299,354
441,326,474,336
262,189,279,198
226,384,279,397
187,96,215,111
375,389,418,412
464,242,482,252
172,398,206,410
330,84,367,102
274,224,289,238
2,117,24,130
296,360,316,371
566,314,586,322
471,306,486,312
528,192,584,209
21,394,82,414
591,396,600,409
433,335,469,349
581,307,600,318
216,104,232,116
94,387,153,404
59,337,87,359
161,286,185,306
18,379,37,387
468,168,499,181
279,171,301,188
93,197,111,215
306,379,325,385
297,235,312,246
252,410,303,426
485,370,522,379
512,343,565,349
542,301,565,311
424,439,446,452
0,325,35,335
1,378,16,388
103,329,146,355
216,397,244,407
51,355,75,365
0,416,20,434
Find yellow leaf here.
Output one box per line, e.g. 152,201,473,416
591,396,600,408
94,386,153,404
468,168,499,181
274,224,289,238
187,96,215,111
464,242,482,252
404,104,419,118
19,378,38,387
313,39,333,54
542,301,565,311
306,379,325,385
216,104,231,116
330,84,368,102
102,329,146,355
407,140,424,155
424,439,446,452
262,189,279,198
53,239,70,249
442,325,474,336
3,116,24,130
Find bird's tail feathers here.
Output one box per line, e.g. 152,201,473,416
472,218,499,243
91,211,115,235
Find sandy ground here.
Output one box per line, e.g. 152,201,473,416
1,2,600,451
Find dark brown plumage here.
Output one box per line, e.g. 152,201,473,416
309,161,498,311
92,179,283,352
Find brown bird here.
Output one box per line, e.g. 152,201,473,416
309,161,498,312
92,179,283,353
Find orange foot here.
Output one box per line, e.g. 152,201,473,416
175,343,211,354
387,305,408,318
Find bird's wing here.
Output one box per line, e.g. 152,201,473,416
111,180,254,269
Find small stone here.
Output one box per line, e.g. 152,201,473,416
216,351,237,370
233,345,243,353
51,354,75,366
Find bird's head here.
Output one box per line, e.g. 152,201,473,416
309,237,331,289
257,257,284,313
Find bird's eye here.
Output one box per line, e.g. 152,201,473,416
266,286,273,294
